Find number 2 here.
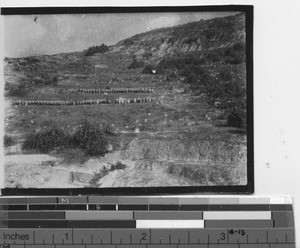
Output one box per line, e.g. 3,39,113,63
141,233,147,241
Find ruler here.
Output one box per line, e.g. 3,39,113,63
0,196,296,248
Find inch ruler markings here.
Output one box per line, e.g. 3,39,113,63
0,197,296,248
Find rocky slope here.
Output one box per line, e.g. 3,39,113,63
114,13,245,57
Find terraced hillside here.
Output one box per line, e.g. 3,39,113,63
4,13,247,188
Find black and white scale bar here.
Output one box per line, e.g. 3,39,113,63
0,220,280,229
0,204,294,211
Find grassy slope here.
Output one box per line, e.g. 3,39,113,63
4,48,247,187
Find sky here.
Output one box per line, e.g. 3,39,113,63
3,11,239,58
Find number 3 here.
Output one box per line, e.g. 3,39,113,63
220,232,226,240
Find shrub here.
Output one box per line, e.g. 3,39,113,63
5,83,28,97
123,39,134,46
143,52,152,60
21,121,111,156
158,53,204,71
89,167,109,187
180,64,204,77
225,104,247,128
225,56,243,65
204,50,222,62
224,43,245,65
85,44,109,56
128,59,144,69
4,135,14,147
102,125,117,136
34,75,58,86
219,69,232,81
142,64,156,74
73,120,109,156
22,128,71,153
223,81,245,98
233,41,245,51
166,71,178,81
110,161,127,171
45,75,58,85
167,164,207,184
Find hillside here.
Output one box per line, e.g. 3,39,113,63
115,13,245,57
4,13,247,189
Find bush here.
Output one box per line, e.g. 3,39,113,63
165,71,178,81
225,104,247,128
85,44,109,56
219,69,232,81
73,120,109,156
143,52,152,60
4,135,14,147
22,128,72,153
123,39,134,46
225,56,243,65
167,164,207,185
102,125,117,136
34,75,58,86
89,167,109,187
158,53,204,71
224,43,245,65
233,41,245,51
180,64,204,77
205,51,221,62
21,121,111,156
128,59,144,69
5,83,29,97
45,75,58,85
142,64,156,74
110,161,127,171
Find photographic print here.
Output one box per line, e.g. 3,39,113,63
2,6,253,193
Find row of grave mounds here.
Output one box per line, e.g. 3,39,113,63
77,87,155,94
12,97,156,106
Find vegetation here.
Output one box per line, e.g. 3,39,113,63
158,52,205,71
34,75,58,86
4,135,14,147
89,167,109,187
4,14,248,188
110,161,127,171
143,52,152,60
5,74,58,97
225,101,247,129
224,42,246,65
166,162,246,185
22,120,110,156
5,82,29,97
156,44,246,128
89,161,127,187
22,128,71,153
72,120,109,156
85,44,109,56
142,64,156,74
128,58,144,69
123,39,134,46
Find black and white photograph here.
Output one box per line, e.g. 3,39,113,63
2,6,253,193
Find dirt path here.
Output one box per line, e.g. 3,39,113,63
97,160,188,187
5,154,74,188
4,151,191,188
4,98,15,123
5,98,24,140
